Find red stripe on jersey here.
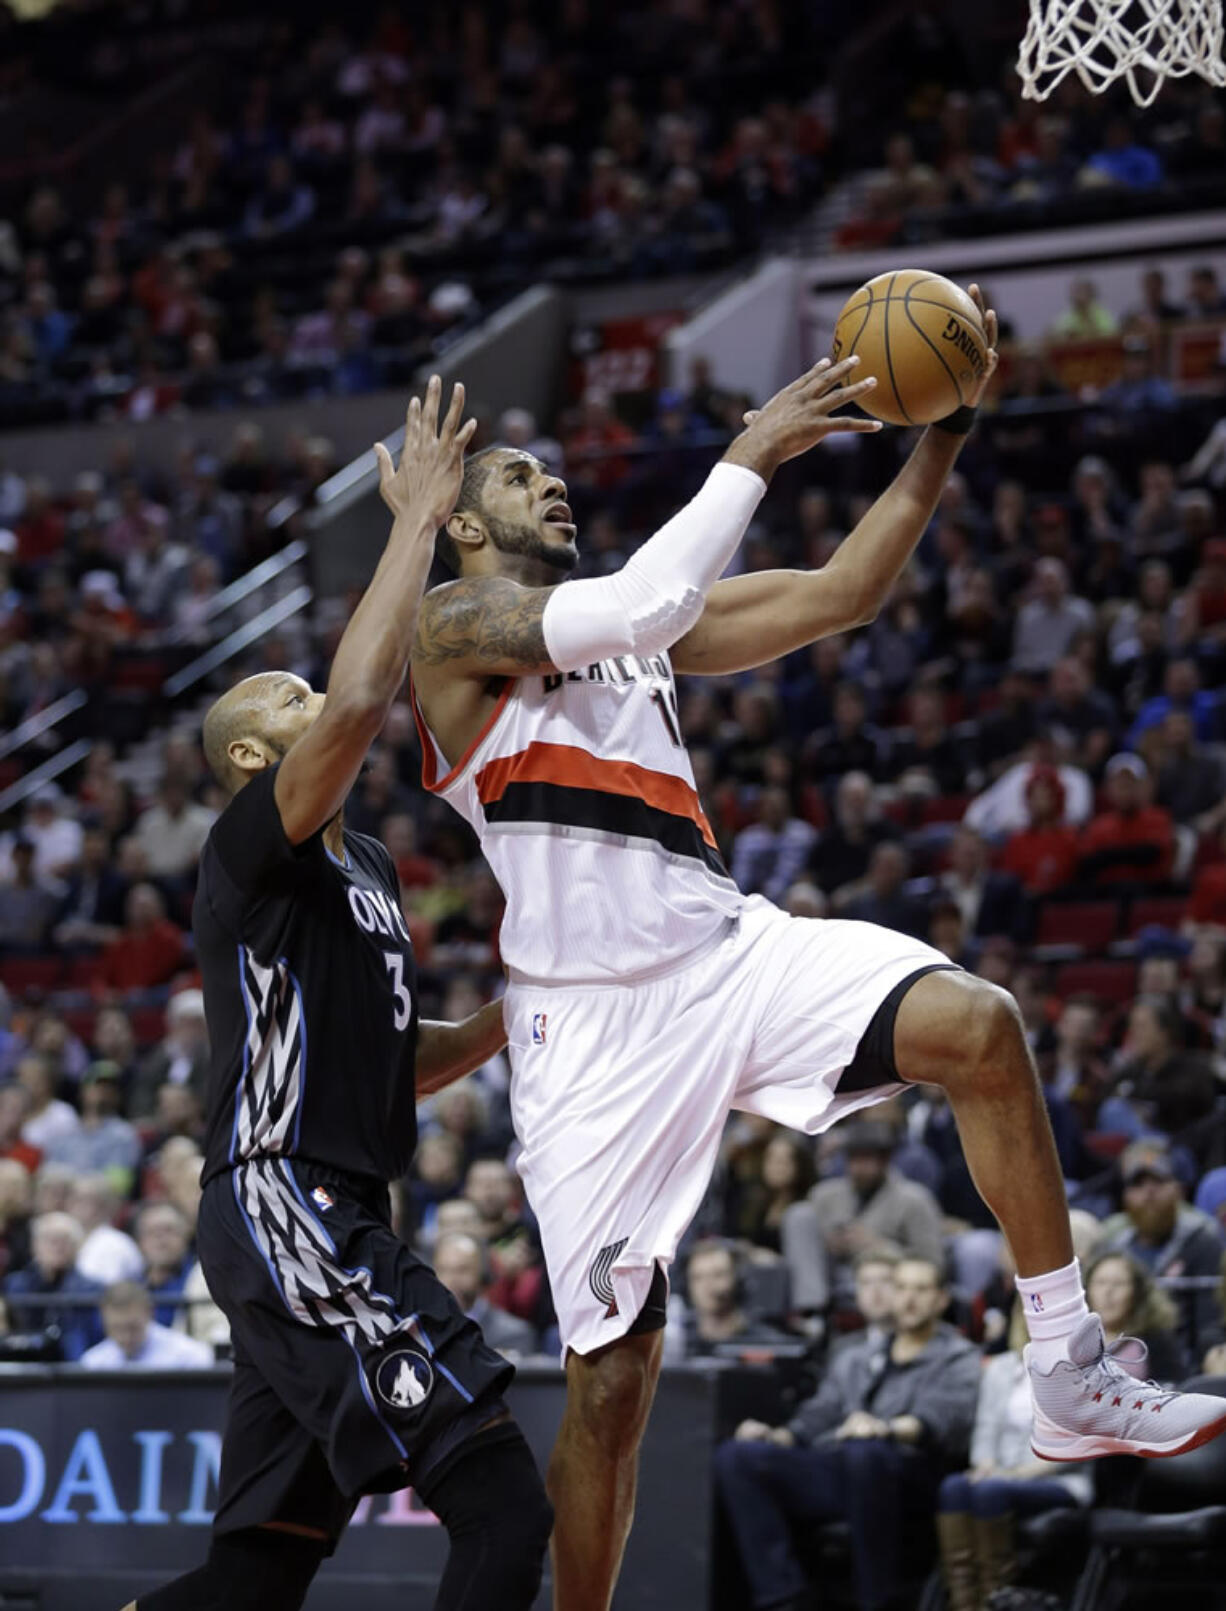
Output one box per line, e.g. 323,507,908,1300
475,742,718,850
410,676,515,794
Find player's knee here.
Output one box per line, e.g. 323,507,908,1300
920,974,1026,1091
575,1344,655,1461
495,1475,555,1579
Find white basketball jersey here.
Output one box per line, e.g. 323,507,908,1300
412,653,744,985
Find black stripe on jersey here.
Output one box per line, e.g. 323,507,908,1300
484,781,731,880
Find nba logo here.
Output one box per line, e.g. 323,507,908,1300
311,1186,334,1212
1030,1293,1044,1313
532,1013,548,1045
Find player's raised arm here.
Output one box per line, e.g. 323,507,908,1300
273,378,476,843
671,287,999,677
412,354,878,681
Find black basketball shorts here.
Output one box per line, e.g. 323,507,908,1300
197,1157,514,1543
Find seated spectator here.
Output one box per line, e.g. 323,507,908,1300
937,1317,1091,1611
792,1122,945,1310
0,836,63,951
1012,558,1095,675
1083,116,1163,188
1049,275,1118,340
730,1130,816,1255
244,154,315,239
806,682,886,793
0,1156,32,1282
18,783,83,881
133,776,216,882
1078,753,1173,885
134,1201,194,1328
884,687,966,796
3,1210,103,1360
932,826,1026,942
1103,996,1218,1150
836,1248,901,1353
1130,655,1220,747
434,1230,537,1357
43,1062,140,1193
998,766,1081,894
69,1173,143,1286
678,1238,789,1358
717,1256,979,1611
129,989,209,1121
1103,337,1177,413
1152,707,1225,828
1036,656,1117,773
1043,994,1112,1123
1096,1138,1225,1359
15,1052,78,1153
81,1280,213,1369
0,1082,37,1172
51,824,127,950
730,786,817,904
98,883,188,993
808,771,899,896
842,842,928,938
1085,1248,1188,1383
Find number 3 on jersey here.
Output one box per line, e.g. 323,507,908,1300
383,951,412,1031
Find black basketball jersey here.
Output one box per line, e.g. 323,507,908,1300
196,765,419,1187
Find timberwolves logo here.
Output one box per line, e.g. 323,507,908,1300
375,1348,435,1413
589,1238,628,1319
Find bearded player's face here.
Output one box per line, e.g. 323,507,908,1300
478,451,579,575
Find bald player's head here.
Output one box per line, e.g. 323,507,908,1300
202,673,323,794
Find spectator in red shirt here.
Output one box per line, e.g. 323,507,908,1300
563,388,638,492
15,477,65,565
99,883,187,993
1079,753,1174,885
999,766,1081,893
1188,824,1226,928
381,812,438,891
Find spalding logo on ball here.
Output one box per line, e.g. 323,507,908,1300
376,1348,435,1411
831,268,988,428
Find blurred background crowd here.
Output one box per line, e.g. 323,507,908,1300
0,0,1223,429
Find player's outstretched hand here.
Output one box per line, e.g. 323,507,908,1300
965,283,999,407
726,354,882,480
374,374,478,529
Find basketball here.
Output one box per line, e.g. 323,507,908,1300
831,269,989,427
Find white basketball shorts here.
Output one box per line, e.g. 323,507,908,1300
502,895,951,1356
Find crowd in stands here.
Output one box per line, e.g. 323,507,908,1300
0,0,833,429
1,0,1223,429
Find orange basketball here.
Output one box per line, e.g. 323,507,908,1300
831,269,988,427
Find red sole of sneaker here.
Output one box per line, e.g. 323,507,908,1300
1031,1410,1226,1462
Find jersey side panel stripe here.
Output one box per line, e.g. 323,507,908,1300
475,740,719,848
484,780,729,877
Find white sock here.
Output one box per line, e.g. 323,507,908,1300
1015,1258,1090,1371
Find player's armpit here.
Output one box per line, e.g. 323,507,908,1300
669,568,871,677
413,576,560,676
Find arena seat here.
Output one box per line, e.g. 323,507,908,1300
1127,894,1189,934
1052,960,1138,1003
0,957,63,993
1035,900,1122,953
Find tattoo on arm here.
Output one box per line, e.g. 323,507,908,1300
413,577,556,671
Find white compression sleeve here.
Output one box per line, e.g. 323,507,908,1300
541,461,766,673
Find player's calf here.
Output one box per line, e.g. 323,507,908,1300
426,1424,553,1611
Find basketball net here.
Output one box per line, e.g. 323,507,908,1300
1018,0,1226,105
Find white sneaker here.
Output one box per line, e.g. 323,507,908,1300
1028,1313,1226,1460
